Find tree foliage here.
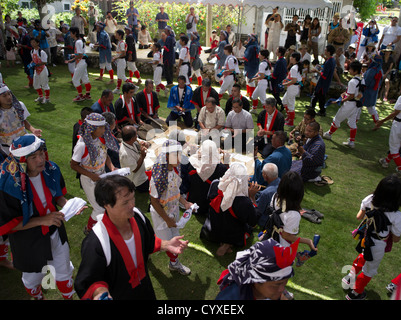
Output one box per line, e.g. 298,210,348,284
353,0,380,21
112,1,241,45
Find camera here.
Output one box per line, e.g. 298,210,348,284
294,131,305,147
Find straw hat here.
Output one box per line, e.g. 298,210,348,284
382,46,394,52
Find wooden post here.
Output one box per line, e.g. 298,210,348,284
206,4,212,46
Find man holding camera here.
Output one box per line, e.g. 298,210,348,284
290,122,325,182
287,109,322,156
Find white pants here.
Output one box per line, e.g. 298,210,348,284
357,46,366,61
99,62,112,71
22,230,74,294
191,68,201,79
246,77,256,88
179,64,190,85
67,62,75,75
72,60,89,87
150,204,180,240
267,40,279,60
80,174,104,221
389,120,401,154
214,67,222,83
127,61,138,72
332,102,358,129
282,85,300,111
153,65,163,86
362,238,387,278
116,59,127,81
356,106,379,122
219,74,235,95
252,79,268,103
33,69,50,91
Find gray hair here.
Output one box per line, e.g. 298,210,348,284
262,163,278,179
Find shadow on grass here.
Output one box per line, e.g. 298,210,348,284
148,259,212,300
0,266,28,300
32,102,56,113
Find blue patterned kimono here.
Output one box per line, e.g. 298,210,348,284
167,85,194,113
97,26,112,64
290,134,325,181
243,39,260,79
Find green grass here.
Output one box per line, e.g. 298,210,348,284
0,63,400,301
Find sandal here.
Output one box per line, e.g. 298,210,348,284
304,208,324,219
301,212,321,224
314,175,334,186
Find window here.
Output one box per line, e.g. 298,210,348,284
63,2,71,12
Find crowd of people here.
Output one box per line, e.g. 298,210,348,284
1,4,401,302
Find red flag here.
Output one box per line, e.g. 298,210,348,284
355,22,364,57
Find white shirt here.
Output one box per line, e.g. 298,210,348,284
394,96,401,120
360,194,401,238
117,40,127,57
47,27,62,48
233,45,245,59
271,194,301,247
125,234,138,267
185,14,199,33
72,137,108,174
29,174,47,209
288,64,303,85
198,106,225,129
31,48,47,64
224,54,240,74
258,60,271,78
74,39,85,55
179,45,190,63
152,51,162,69
382,25,401,46
225,109,254,130
300,52,312,63
119,141,148,187
104,18,117,34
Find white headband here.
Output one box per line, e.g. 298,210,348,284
0,86,10,95
9,135,44,158
161,144,182,154
85,119,107,126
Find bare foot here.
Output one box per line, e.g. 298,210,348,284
216,243,232,256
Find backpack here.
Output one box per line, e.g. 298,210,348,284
259,194,284,242
352,208,392,261
350,76,362,107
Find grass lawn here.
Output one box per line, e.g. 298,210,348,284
0,62,400,301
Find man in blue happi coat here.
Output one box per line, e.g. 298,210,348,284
94,22,114,84
309,44,336,117
166,75,194,128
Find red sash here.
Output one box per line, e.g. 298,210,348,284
201,87,211,107
32,50,45,74
188,169,212,184
30,173,55,235
264,108,278,138
97,99,110,113
209,190,237,219
122,95,137,121
102,213,146,289
143,89,156,115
